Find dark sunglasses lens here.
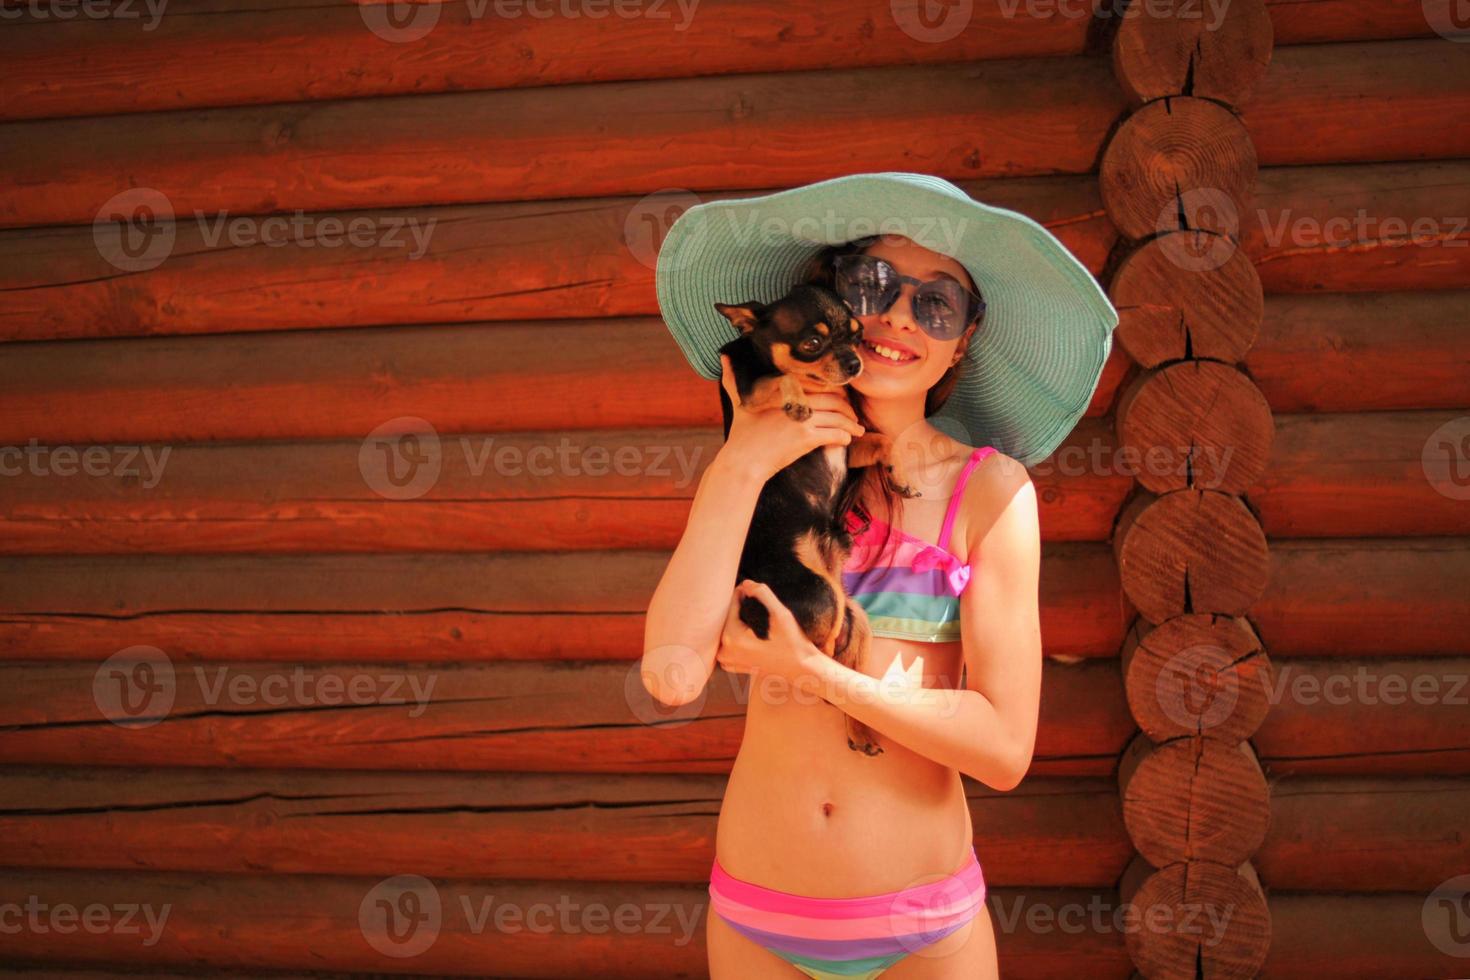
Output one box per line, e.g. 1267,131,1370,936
834,255,898,315
913,281,971,340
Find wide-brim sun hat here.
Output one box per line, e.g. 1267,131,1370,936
654,171,1117,468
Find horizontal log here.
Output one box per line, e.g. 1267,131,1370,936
1252,411,1470,537
1254,657,1470,774
0,420,1128,555
1257,774,1470,891
1254,538,1470,657
1247,290,1470,413
0,0,1435,122
0,658,1133,775
0,546,1126,662
5,652,1467,777
1,539,1459,662
1241,37,1470,167
0,288,1462,448
0,971,327,979
1245,159,1470,294
2,40,1466,228
0,870,1132,978
0,176,1109,341
14,767,1460,893
0,0,1092,122
1,159,1463,345
1263,0,1441,45
0,767,1130,887
6,871,1458,977
0,57,1126,229
0,868,710,977
1263,891,1468,977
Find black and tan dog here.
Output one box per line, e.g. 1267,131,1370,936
715,283,918,756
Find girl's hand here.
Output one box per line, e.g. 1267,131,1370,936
717,353,864,483
717,580,822,686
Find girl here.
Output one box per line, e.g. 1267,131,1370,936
642,173,1116,979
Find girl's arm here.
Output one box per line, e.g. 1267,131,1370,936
641,354,866,707
640,449,765,706
794,454,1042,789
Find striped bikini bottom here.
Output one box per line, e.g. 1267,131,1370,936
708,846,986,979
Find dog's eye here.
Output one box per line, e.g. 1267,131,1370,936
798,337,822,354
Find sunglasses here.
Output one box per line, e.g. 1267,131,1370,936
832,253,985,341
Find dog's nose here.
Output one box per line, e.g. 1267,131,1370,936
837,349,862,376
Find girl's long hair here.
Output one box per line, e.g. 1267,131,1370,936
796,236,982,558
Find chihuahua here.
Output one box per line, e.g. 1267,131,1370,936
715,282,918,756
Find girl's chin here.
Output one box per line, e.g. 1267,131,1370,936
850,374,931,400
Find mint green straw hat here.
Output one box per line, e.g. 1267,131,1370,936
654,172,1117,467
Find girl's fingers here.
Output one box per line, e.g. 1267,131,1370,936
805,392,859,422
808,410,864,436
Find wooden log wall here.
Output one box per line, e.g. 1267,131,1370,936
1103,3,1276,975
0,1,1467,977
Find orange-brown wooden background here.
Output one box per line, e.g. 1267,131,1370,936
0,1,1467,976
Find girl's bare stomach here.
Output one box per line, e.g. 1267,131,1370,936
714,634,975,897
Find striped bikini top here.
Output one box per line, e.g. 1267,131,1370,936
840,446,996,643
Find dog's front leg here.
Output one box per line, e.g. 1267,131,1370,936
847,433,921,498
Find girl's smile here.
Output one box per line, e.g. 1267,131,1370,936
859,334,922,366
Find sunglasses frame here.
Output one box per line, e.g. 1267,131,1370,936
831,253,986,341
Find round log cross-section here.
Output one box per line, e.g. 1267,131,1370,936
1115,359,1273,495
1109,237,1264,367
1100,96,1258,242
1121,614,1273,742
1121,857,1271,979
1114,490,1270,622
1112,0,1274,108
1118,733,1270,867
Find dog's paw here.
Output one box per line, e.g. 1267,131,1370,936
882,464,922,498
783,401,812,422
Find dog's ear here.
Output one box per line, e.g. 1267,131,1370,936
714,301,765,335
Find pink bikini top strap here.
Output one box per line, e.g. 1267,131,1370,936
940,446,996,554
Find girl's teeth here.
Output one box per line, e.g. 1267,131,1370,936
866,340,915,363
